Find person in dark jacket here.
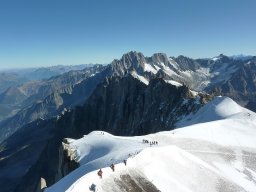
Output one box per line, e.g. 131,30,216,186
110,163,115,172
89,183,96,192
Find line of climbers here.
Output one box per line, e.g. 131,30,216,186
142,139,158,145
97,139,159,179
97,159,127,179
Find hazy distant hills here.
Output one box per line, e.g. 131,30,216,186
0,64,107,141
21,64,95,81
0,64,98,120
0,64,94,93
0,73,28,94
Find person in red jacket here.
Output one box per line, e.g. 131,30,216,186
97,169,103,178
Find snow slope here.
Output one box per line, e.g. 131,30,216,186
165,80,183,87
131,71,149,85
177,96,254,127
46,96,256,192
144,63,158,74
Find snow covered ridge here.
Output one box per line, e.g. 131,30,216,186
177,96,255,127
46,97,256,192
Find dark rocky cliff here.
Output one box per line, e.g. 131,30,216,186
72,75,201,136
207,58,256,106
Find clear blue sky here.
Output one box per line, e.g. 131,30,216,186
0,0,255,69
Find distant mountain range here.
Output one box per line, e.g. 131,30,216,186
0,64,94,93
0,64,107,141
1,51,256,142
0,51,256,192
229,54,253,60
0,64,99,121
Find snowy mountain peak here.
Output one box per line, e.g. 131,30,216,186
211,54,230,62
111,51,176,85
151,53,169,65
111,51,254,94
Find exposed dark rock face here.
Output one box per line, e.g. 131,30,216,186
206,58,256,106
174,55,201,71
0,119,54,192
111,51,146,76
151,53,169,65
173,54,256,108
72,75,201,136
115,174,161,192
245,101,256,112
0,118,79,192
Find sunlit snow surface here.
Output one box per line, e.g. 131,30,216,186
130,71,149,85
46,96,256,192
144,63,158,74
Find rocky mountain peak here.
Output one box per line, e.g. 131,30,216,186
121,51,146,68
174,55,201,71
212,54,231,63
150,53,169,65
121,51,145,61
111,51,178,81
111,51,146,76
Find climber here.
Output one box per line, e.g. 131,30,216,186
123,159,127,166
97,169,103,178
110,163,115,172
89,183,96,192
